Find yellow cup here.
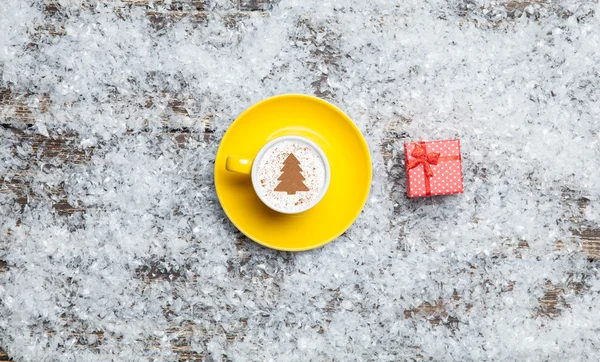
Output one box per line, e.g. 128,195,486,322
225,135,331,214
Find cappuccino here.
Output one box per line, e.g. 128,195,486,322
254,138,327,213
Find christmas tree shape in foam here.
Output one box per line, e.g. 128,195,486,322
274,153,309,195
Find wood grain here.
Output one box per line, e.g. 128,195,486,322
123,0,207,11
457,0,574,24
146,10,208,30
136,258,189,282
0,322,246,361
404,294,461,328
44,0,208,11
0,86,216,131
38,0,275,40
0,177,84,216
0,126,212,217
3,115,598,361
1,1,599,361
8,129,90,164
402,274,591,327
575,228,600,260
0,88,50,125
0,128,89,216
538,277,587,317
0,349,10,362
238,0,277,11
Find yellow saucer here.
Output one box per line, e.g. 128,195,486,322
214,94,372,251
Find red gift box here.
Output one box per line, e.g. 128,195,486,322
404,139,463,198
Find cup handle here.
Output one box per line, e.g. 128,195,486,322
225,156,253,175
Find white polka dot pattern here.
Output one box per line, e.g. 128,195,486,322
404,139,463,198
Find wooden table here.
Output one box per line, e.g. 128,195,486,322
1,1,598,360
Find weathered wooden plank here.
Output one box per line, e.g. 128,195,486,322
0,348,10,362
7,129,91,164
2,3,598,359
0,322,246,361
538,277,587,317
457,0,575,25
2,112,596,361
238,0,277,11
137,232,293,284
538,284,564,317
40,0,275,34
574,228,600,260
0,87,216,130
0,84,219,129
0,126,215,217
1,177,85,215
43,1,211,33
146,10,208,30
136,259,189,282
168,322,246,357
128,236,283,360
404,291,462,328
44,0,208,11
0,88,50,125
0,129,89,216
403,276,587,327
561,190,600,260
123,0,207,11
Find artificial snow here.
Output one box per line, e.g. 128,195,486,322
1,0,600,360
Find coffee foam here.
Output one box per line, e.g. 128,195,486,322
255,139,326,213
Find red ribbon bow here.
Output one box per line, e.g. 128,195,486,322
407,143,440,177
